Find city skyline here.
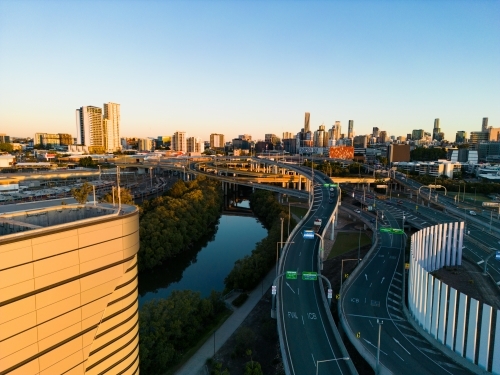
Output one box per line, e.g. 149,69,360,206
0,1,499,141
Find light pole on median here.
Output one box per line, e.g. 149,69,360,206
316,357,350,375
376,319,383,375
341,258,361,291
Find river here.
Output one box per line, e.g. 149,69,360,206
138,202,267,306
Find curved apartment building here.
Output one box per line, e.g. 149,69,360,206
0,202,140,374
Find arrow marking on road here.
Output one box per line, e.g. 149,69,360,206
363,339,388,355
286,282,296,294
393,351,405,361
381,277,385,284
393,337,411,355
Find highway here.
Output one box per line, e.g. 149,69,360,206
340,191,474,375
278,175,353,375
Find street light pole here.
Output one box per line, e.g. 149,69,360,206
376,319,383,375
357,228,361,265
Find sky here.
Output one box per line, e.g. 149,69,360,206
0,0,499,142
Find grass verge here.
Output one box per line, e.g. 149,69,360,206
290,206,308,219
164,309,233,375
328,232,372,259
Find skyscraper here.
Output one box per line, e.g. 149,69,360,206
209,133,225,149
433,118,442,141
455,131,468,143
304,112,310,133
332,121,341,140
347,120,354,138
482,117,489,132
75,106,103,146
372,127,379,138
103,102,121,152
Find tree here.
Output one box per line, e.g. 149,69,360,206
71,182,93,204
100,187,134,205
0,143,13,152
78,156,97,168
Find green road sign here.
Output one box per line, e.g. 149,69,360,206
286,271,298,280
380,228,404,234
302,272,318,281
329,184,338,187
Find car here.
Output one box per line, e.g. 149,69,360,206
469,211,476,216
354,209,361,214
370,218,375,223
397,200,403,204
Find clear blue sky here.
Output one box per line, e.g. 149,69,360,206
1,0,499,142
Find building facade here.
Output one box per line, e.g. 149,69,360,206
304,112,310,134
76,106,103,147
209,133,224,149
187,137,203,153
0,202,140,374
172,131,187,152
347,120,354,139
103,103,121,152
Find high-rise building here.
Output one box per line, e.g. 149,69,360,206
210,133,225,149
387,144,410,163
238,134,252,141
489,128,500,142
283,132,294,140
332,121,341,141
347,120,354,138
103,102,121,152
187,137,203,153
0,133,10,143
482,117,489,132
412,129,425,141
353,135,368,149
379,131,388,143
470,131,489,144
34,133,73,147
0,201,140,374
138,138,153,151
75,106,103,147
372,127,379,138
172,131,187,152
455,131,468,143
304,112,310,133
265,134,280,144
433,118,441,141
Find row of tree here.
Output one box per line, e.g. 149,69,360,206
403,174,500,195
303,160,366,177
139,290,226,374
224,190,296,292
138,176,223,271
410,147,447,161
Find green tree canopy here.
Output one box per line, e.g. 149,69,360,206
0,143,13,152
70,182,93,204
100,187,134,205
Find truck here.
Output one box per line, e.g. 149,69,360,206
313,218,322,232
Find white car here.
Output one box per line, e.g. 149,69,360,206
469,211,476,216
354,209,361,214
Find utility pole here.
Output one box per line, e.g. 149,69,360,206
376,319,383,375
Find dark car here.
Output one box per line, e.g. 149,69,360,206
397,200,403,204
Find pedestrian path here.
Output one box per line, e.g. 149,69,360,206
175,269,276,375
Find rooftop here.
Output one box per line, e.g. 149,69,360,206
0,201,136,238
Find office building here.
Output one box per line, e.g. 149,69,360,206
0,134,10,143
482,117,489,132
455,131,468,144
187,137,203,153
103,103,121,152
353,135,368,149
378,131,388,143
304,112,310,133
34,133,73,147
210,133,225,149
489,128,500,142
265,134,280,144
432,118,442,141
75,106,103,147
372,127,379,138
412,129,425,141
470,131,489,144
172,131,187,152
347,120,354,139
0,201,139,374
387,144,410,163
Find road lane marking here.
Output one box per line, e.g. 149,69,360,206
363,338,387,355
365,274,368,280
369,320,374,327
393,338,411,355
369,282,373,287
393,351,405,361
298,288,300,295
286,282,295,294
477,260,484,265
311,353,315,366
302,315,304,325
347,314,393,320
381,277,385,283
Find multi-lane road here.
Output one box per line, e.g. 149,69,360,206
340,191,474,375
278,176,354,375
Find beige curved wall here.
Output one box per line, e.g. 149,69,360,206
0,207,140,374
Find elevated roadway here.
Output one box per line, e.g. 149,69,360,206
340,192,474,375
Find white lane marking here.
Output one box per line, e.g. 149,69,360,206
299,252,301,256
381,277,385,284
369,282,373,287
393,337,411,355
477,260,484,265
298,288,300,295
369,320,374,328
347,314,393,320
393,351,405,361
311,353,316,366
286,282,295,294
365,274,368,281
363,338,388,355
302,315,305,325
